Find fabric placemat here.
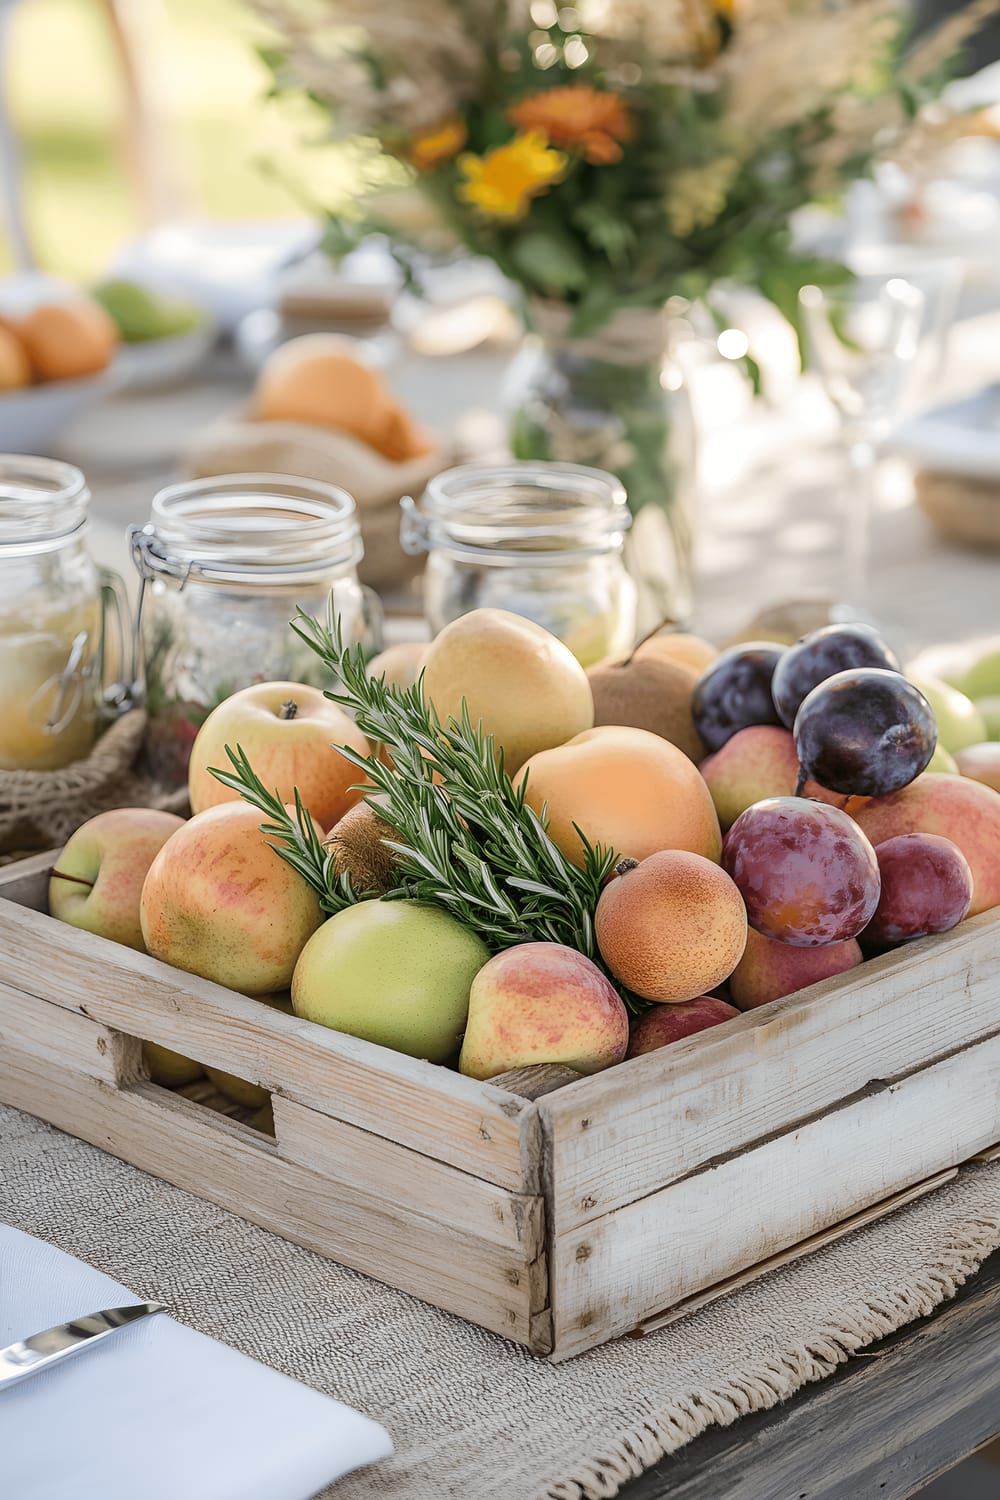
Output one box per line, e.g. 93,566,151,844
2,1102,998,1500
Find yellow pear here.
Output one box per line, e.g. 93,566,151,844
421,608,594,773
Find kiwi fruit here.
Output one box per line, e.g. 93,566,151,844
587,652,704,762
324,799,403,893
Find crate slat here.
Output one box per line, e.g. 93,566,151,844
272,1096,544,1256
0,894,532,1192
0,1044,551,1350
0,850,53,911
547,1028,1000,1360
541,910,1000,1235
0,981,143,1087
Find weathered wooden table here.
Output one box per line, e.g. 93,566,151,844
624,1251,1000,1500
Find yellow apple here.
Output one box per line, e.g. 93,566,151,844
49,807,186,951
187,680,370,830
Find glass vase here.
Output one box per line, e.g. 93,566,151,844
508,300,696,631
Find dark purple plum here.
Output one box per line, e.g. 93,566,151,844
722,796,881,946
793,668,937,797
771,623,900,727
861,833,973,950
691,642,785,753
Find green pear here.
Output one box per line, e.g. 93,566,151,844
144,1042,203,1088
291,900,489,1062
907,672,987,753
926,743,959,775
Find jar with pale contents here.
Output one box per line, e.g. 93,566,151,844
0,456,132,771
400,461,637,667
129,474,382,787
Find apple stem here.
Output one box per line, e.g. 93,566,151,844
279,700,299,720
50,870,94,889
621,616,679,667
615,857,640,876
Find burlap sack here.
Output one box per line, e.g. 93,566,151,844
185,414,451,592
0,710,187,860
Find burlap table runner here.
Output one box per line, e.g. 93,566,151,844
2,1106,999,1498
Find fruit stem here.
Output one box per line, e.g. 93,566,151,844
794,771,808,798
279,700,299,720
49,870,94,889
621,616,678,667
615,857,640,876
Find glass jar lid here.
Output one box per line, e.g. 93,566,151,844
130,474,364,587
0,455,90,554
401,461,631,564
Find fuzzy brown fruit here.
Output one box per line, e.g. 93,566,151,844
587,651,702,762
324,800,402,893
596,850,748,1004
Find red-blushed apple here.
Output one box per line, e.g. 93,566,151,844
140,802,323,994
187,680,370,829
699,725,843,829
729,926,863,1010
954,742,1000,793
48,807,185,951
626,995,738,1057
458,942,629,1080
851,773,1000,917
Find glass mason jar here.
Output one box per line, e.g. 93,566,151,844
129,474,383,787
400,461,637,667
507,300,696,631
0,456,132,772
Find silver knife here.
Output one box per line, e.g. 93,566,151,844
0,1303,165,1390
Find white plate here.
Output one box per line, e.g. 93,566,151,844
0,369,111,455
111,321,216,392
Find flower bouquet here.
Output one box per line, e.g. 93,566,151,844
255,0,996,618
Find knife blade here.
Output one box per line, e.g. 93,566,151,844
0,1303,165,1390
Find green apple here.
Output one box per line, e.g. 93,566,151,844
973,695,1000,740
926,743,959,775
907,672,987,753
49,807,185,950
291,900,489,1062
954,644,1000,703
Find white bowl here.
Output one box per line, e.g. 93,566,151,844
0,371,111,455
112,320,216,392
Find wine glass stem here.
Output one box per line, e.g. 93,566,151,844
843,433,877,609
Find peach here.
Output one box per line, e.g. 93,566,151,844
595,850,747,1003
729,927,863,1010
954,742,1000,793
458,942,628,1080
515,725,722,868
0,324,30,390
140,802,324,993
187,680,370,828
49,807,186,951
626,995,739,1056
421,608,594,773
851,773,1000,917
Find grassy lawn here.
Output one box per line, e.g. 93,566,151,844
2,0,359,281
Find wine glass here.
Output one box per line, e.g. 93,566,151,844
799,275,924,612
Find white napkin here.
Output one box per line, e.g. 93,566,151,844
0,1226,392,1500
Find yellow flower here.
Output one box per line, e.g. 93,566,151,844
508,86,635,167
408,117,467,172
457,132,567,220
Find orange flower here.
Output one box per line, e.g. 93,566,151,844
408,117,467,171
508,86,635,167
457,132,566,220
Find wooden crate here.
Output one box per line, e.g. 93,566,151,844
2,849,1000,1361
